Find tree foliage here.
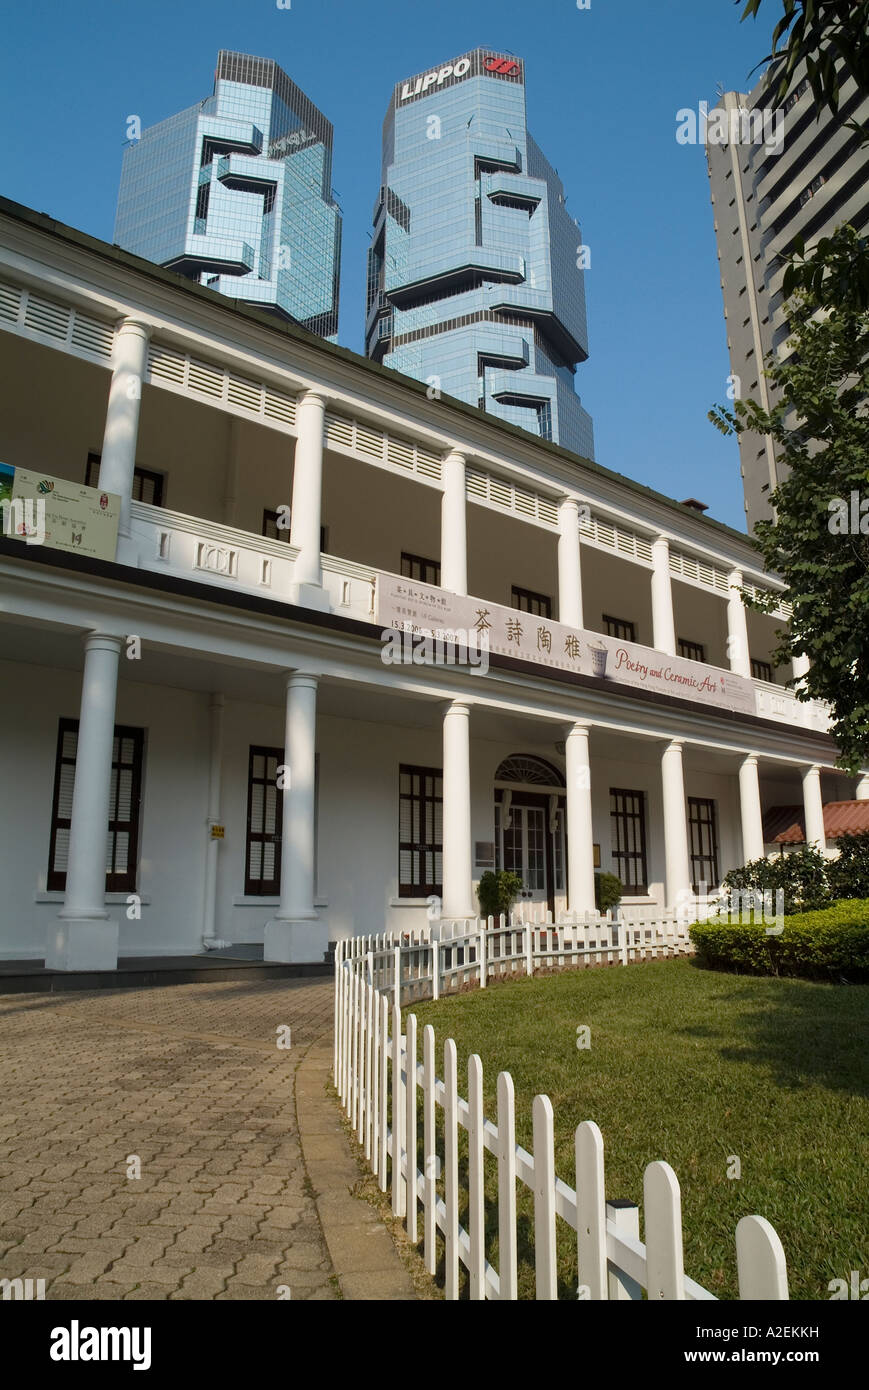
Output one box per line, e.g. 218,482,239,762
709,226,869,772
740,0,869,133
721,846,832,912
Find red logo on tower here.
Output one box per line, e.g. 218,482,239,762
484,56,521,76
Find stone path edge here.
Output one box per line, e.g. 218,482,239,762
294,1038,418,1301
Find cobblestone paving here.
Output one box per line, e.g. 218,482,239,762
0,977,340,1300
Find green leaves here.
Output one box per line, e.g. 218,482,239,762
710,226,869,773
690,899,869,981
739,0,869,142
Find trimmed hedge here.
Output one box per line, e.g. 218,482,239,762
689,899,869,981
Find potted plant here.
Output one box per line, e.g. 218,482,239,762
477,869,523,921
594,871,623,917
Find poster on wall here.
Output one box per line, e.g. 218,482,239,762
1,464,120,562
377,573,758,717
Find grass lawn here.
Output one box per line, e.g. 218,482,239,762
405,958,868,1299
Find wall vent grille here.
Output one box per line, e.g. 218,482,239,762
324,411,443,484
147,343,298,428
0,277,115,362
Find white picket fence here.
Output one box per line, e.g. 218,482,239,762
355,911,695,1007
332,921,790,1301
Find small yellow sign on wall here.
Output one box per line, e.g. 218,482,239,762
210,825,225,839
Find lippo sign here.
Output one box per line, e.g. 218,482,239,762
397,51,523,103
377,574,757,717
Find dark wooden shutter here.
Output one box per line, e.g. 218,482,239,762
47,719,144,893
245,746,283,895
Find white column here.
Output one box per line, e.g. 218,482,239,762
558,497,584,629
651,536,676,656
441,450,467,596
565,722,595,915
727,568,752,678
201,693,225,947
98,318,150,538
738,754,765,863
792,653,810,682
442,700,475,920
661,739,692,909
264,673,322,963
289,391,328,608
46,633,123,971
855,774,869,801
802,765,826,852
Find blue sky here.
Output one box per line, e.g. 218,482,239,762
2,0,775,532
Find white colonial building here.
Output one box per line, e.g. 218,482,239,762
0,197,861,970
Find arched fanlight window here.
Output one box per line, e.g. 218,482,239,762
494,755,565,787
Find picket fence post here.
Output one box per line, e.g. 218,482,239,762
644,1161,686,1300
391,1003,405,1218
468,1053,485,1299
532,1095,557,1299
378,994,389,1191
423,1024,437,1275
333,939,342,1085
405,1012,418,1245
444,1038,459,1299
736,1215,789,1300
497,1071,518,1300
371,981,380,1179
354,973,364,1145
575,1120,607,1300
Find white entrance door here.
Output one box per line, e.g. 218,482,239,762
503,805,548,909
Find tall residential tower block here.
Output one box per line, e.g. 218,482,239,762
707,70,869,529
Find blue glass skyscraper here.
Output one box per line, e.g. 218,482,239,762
366,49,593,456
115,51,342,338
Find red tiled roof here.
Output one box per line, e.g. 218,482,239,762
762,801,869,844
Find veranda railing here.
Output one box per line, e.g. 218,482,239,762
332,920,790,1301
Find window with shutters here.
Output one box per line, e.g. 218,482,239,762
678,638,706,663
603,614,636,643
750,657,774,683
688,798,719,892
511,585,552,619
47,719,144,892
86,453,164,507
401,552,441,586
245,746,283,895
398,765,442,897
609,788,648,894
262,510,327,552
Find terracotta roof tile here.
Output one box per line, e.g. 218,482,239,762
762,801,869,844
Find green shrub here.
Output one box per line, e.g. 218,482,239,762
689,899,869,981
477,869,523,919
828,831,869,901
721,847,831,914
594,871,622,913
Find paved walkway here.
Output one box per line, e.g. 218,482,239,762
0,976,414,1300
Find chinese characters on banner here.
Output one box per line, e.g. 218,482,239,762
377,573,757,716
